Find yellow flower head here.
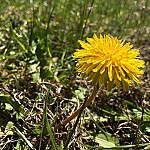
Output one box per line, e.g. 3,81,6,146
74,34,145,93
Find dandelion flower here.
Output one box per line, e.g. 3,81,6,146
74,34,145,93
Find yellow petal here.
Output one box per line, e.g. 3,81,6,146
99,70,107,87
114,67,121,81
93,63,103,72
108,64,113,81
118,65,125,77
100,63,107,74
78,40,91,49
86,38,95,45
115,76,120,93
107,80,114,91
92,72,100,85
86,64,98,75
122,79,129,92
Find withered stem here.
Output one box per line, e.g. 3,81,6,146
58,86,98,128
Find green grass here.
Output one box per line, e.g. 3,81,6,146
0,0,150,149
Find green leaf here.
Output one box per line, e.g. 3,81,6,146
0,94,20,113
5,103,13,110
57,141,64,150
5,121,14,135
144,144,150,150
95,133,119,148
33,127,42,135
74,86,87,100
95,137,116,148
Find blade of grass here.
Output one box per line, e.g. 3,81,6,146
44,4,54,53
39,86,58,150
90,113,109,140
45,112,58,150
103,142,150,149
124,99,150,116
63,93,88,150
10,25,28,53
79,0,88,40
45,87,58,150
86,142,150,149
